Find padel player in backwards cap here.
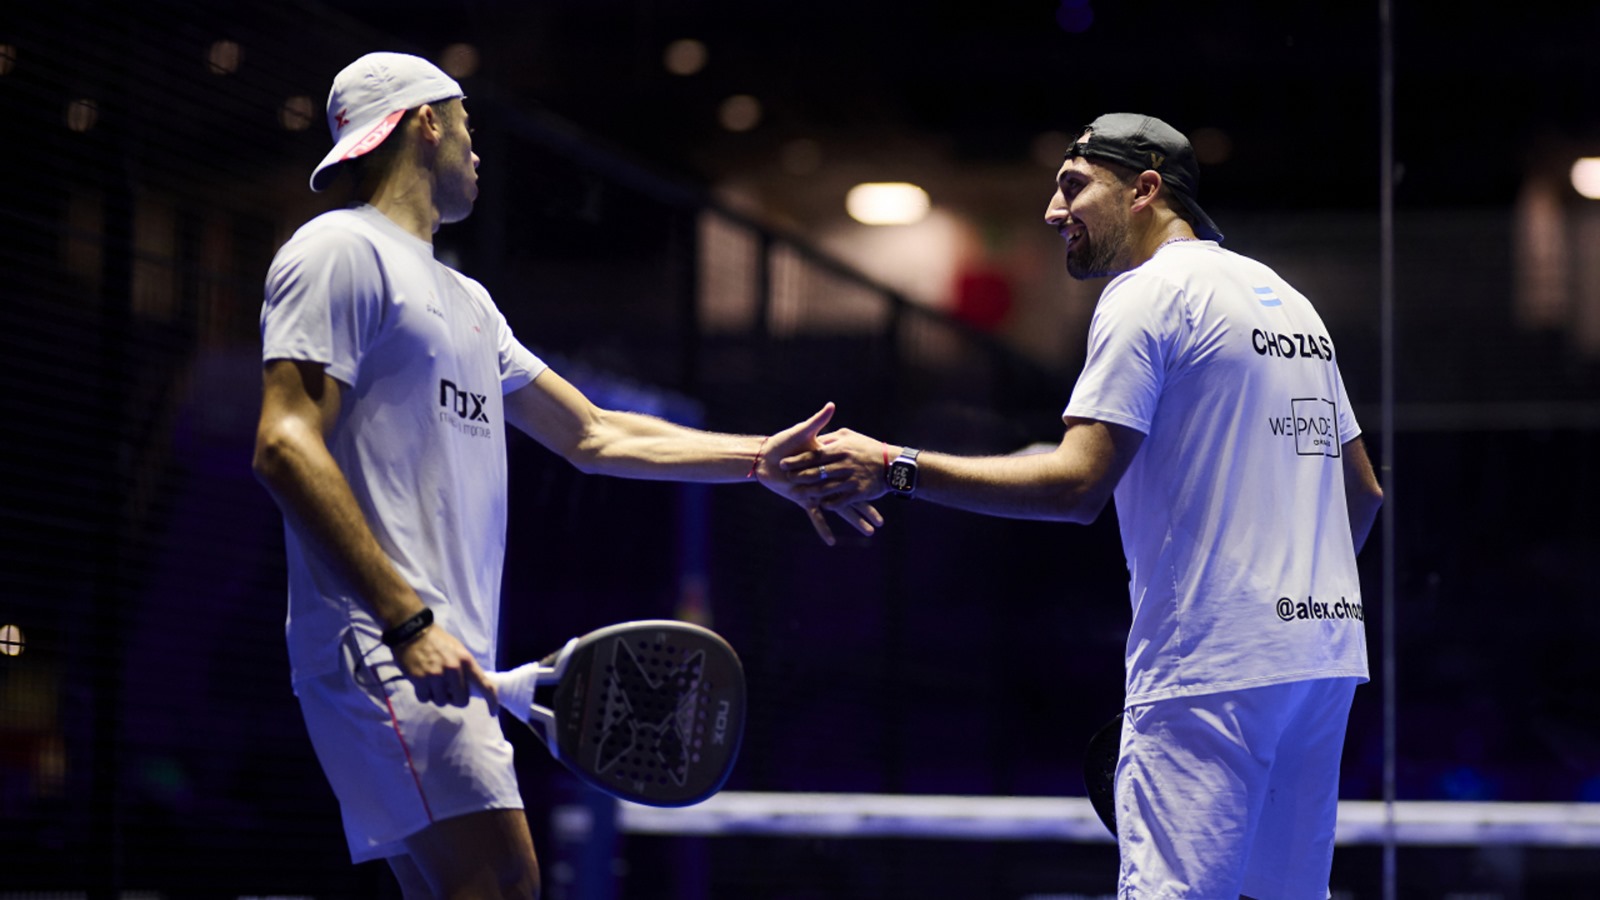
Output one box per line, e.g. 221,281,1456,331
784,113,1384,899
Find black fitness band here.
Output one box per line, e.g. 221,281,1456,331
382,607,434,647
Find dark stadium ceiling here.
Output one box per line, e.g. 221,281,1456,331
328,0,1600,220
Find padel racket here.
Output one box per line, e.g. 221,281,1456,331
1083,712,1122,838
490,620,746,807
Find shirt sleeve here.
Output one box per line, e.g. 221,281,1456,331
491,303,547,394
1063,273,1183,435
260,225,382,389
449,274,548,394
1333,361,1362,444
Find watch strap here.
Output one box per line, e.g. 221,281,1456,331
887,446,921,496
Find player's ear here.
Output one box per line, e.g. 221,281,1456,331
1131,170,1163,212
415,103,443,145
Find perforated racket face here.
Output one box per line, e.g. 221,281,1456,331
1083,712,1122,838
549,621,746,807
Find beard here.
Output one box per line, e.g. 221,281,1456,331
1065,216,1131,280
434,133,479,224
438,189,475,225
436,166,477,224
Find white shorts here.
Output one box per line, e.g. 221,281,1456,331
295,631,523,863
1116,677,1358,900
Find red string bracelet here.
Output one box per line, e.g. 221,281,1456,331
746,436,770,479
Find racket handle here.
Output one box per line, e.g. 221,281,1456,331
490,663,541,724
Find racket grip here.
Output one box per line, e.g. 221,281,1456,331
490,662,541,724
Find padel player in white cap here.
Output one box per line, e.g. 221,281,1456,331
781,113,1385,899
309,51,468,192
255,52,881,896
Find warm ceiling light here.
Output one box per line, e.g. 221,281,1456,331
65,98,98,133
207,40,242,75
1031,130,1072,170
440,43,480,79
664,38,707,76
0,624,24,657
1191,126,1233,165
280,95,315,132
846,182,930,225
1571,158,1600,200
718,94,761,132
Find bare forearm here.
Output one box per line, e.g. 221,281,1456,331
506,376,879,544
1340,437,1383,554
253,425,424,628
1346,486,1382,554
785,422,1137,525
506,374,764,482
568,409,766,482
913,449,1106,523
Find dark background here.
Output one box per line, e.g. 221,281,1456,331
2,1,1598,897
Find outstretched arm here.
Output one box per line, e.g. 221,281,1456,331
252,359,494,707
502,370,882,544
782,417,1144,524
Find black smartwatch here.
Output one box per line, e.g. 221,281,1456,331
382,607,434,648
886,447,921,497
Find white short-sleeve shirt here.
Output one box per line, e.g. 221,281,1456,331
261,204,547,682
1065,240,1369,705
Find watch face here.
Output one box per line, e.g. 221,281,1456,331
887,461,916,493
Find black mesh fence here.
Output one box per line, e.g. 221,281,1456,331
2,2,1599,897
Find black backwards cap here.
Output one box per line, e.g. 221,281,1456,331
1063,113,1224,243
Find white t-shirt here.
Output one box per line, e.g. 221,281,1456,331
1065,240,1369,706
261,204,547,683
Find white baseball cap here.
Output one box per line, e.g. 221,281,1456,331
310,52,464,192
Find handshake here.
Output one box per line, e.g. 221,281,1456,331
750,402,916,546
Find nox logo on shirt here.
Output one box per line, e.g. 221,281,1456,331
440,379,489,422
439,379,493,438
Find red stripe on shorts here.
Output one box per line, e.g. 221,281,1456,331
383,692,435,823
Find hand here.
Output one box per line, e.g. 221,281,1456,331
394,624,498,712
780,427,892,510
755,404,884,546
